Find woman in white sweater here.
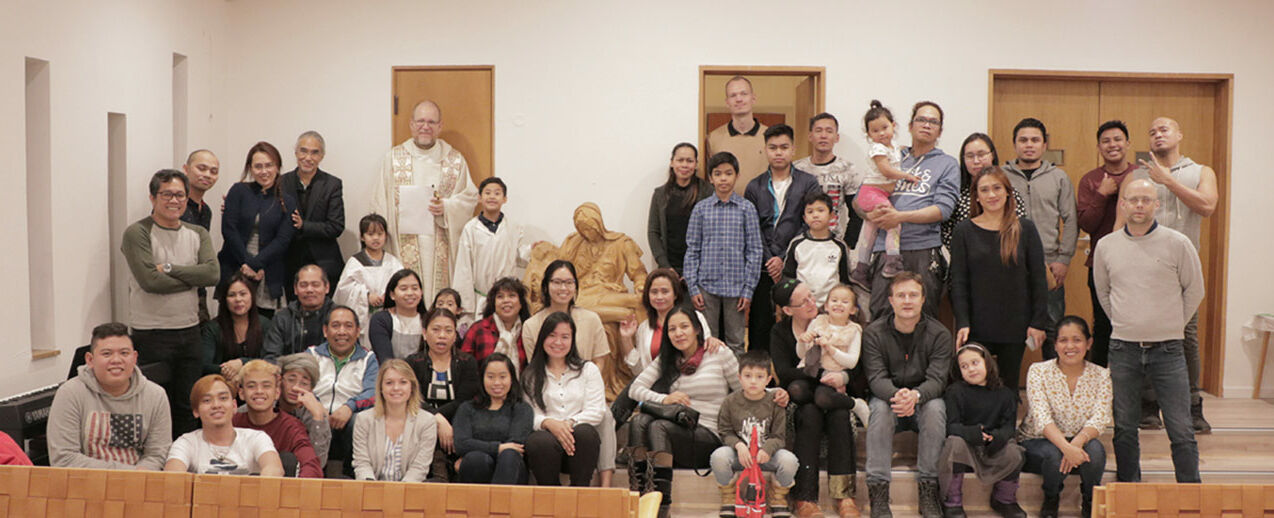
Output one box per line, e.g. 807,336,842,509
352,358,437,482
628,305,741,515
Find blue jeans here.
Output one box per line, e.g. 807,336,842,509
866,397,946,483
710,446,799,487
1021,438,1106,499
1109,339,1199,482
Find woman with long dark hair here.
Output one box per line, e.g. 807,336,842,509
942,133,1027,250
201,272,271,379
618,267,721,373
219,141,297,316
647,142,712,274
404,307,479,481
521,312,605,486
628,305,741,516
454,353,533,484
950,168,1048,391
368,268,427,363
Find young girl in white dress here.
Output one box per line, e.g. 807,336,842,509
334,213,404,343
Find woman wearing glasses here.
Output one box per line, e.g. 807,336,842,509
219,141,298,317
941,134,1027,251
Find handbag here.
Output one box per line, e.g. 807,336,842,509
638,401,700,430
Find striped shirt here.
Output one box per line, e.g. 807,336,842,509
378,437,404,481
628,348,742,435
683,193,763,299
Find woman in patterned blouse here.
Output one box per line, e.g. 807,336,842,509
1017,316,1112,518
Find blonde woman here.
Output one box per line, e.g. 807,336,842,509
352,359,437,482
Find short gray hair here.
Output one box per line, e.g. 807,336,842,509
296,130,325,152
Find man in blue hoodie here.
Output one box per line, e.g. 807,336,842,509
862,102,960,320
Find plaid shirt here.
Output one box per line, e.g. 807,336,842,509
460,316,527,367
683,193,763,299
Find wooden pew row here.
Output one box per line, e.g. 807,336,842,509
1094,483,1274,517
0,465,641,518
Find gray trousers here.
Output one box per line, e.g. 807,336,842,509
866,396,946,483
701,292,747,356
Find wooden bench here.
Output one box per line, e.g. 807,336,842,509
1094,482,1274,517
0,465,641,518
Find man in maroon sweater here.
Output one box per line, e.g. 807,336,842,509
234,360,323,477
1076,120,1139,369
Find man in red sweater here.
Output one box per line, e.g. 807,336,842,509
234,360,323,477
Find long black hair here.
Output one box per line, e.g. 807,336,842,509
482,277,531,321
539,260,577,308
215,272,264,360
474,352,523,410
958,132,999,191
641,268,688,327
651,305,706,393
953,342,1003,390
383,269,427,314
520,312,584,411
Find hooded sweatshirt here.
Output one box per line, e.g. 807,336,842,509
47,365,172,470
873,146,960,253
1002,160,1078,265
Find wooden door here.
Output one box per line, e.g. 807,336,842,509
990,72,1231,393
391,66,494,188
1097,81,1221,393
794,76,817,159
991,79,1101,382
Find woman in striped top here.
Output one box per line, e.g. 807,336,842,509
352,359,437,482
628,305,742,515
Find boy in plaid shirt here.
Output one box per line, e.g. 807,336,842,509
685,151,764,355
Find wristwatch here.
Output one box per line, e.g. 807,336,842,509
162,263,173,273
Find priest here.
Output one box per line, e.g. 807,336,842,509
371,100,478,300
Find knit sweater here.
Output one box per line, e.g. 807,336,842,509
1093,223,1204,341
716,390,787,456
629,347,742,434
950,218,1048,342
944,382,1018,454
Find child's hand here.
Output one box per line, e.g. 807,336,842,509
755,449,771,466
982,432,993,443
736,443,752,469
798,331,816,343
691,293,706,311
906,173,923,185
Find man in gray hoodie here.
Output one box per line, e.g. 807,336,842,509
48,323,173,470
1002,118,1078,358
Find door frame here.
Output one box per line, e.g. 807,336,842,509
698,65,826,159
988,69,1234,395
390,65,495,180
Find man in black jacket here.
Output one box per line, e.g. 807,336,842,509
280,131,345,297
861,272,952,518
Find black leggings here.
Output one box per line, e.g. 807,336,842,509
982,341,1026,391
788,380,856,502
628,413,720,468
525,424,601,486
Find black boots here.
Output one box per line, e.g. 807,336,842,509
1039,495,1060,518
652,466,673,518
1192,398,1213,434
867,481,892,518
917,479,942,518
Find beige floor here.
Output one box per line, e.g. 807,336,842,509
621,395,1274,517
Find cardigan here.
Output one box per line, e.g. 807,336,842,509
404,350,480,422
219,181,298,299
352,410,437,482
647,176,713,269
453,400,534,457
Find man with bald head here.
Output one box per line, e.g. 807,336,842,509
371,100,478,301
181,149,221,321
1094,178,1203,483
1123,117,1219,433
707,76,769,195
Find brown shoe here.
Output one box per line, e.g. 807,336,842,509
795,500,826,517
837,497,862,518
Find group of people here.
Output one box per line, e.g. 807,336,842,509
4,78,1218,518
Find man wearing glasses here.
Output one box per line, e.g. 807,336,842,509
371,100,478,301
1094,178,1203,483
120,169,220,436
861,102,960,320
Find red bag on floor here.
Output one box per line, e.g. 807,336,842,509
734,426,766,518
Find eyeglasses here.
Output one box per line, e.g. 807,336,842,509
1124,196,1156,206
913,117,942,127
156,191,187,201
963,151,993,161
411,119,441,128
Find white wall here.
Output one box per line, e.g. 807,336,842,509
7,0,1274,397
0,0,230,396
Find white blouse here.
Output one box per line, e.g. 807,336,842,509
1018,359,1113,440
623,310,714,373
525,361,606,430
